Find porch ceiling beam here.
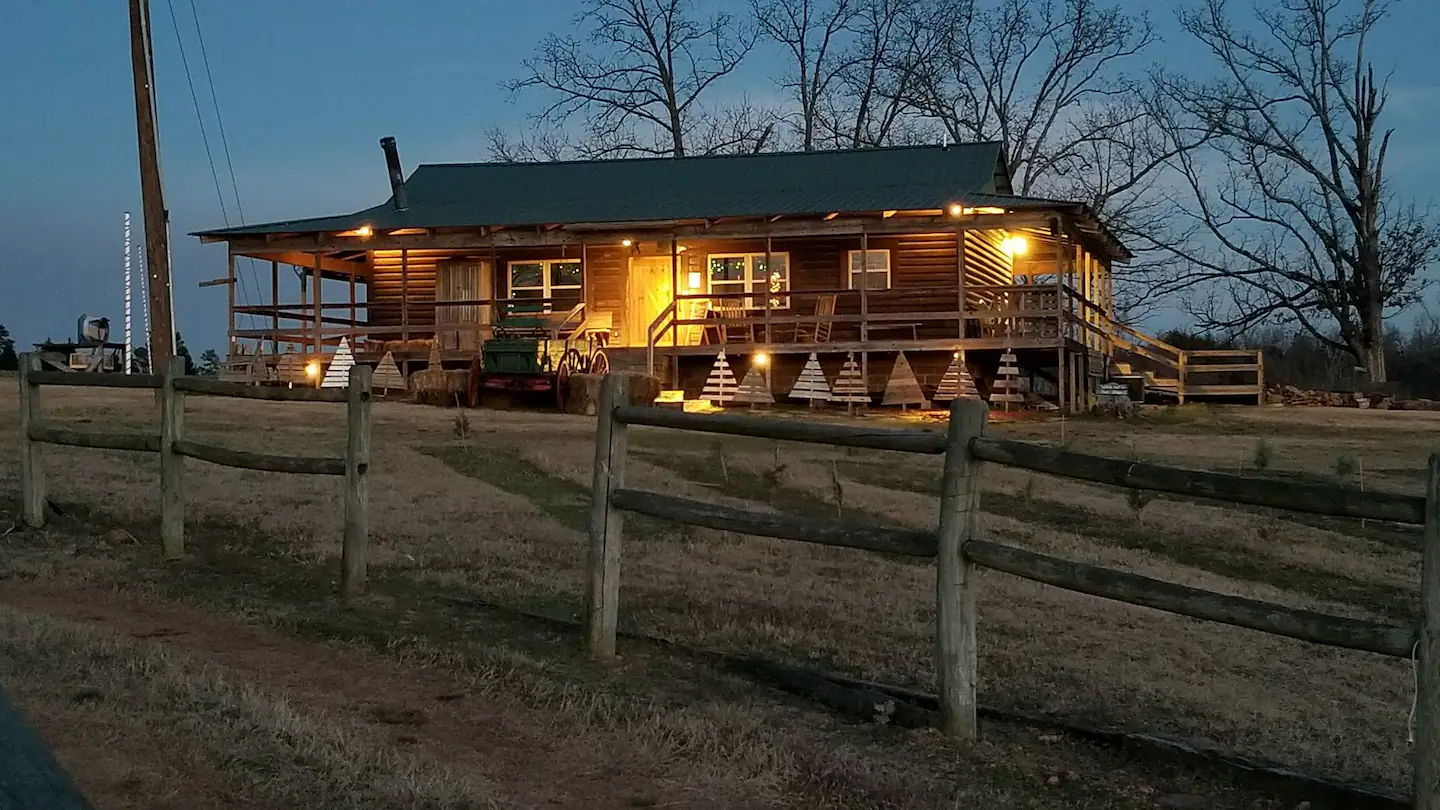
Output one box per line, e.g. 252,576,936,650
237,251,368,276
222,212,1073,253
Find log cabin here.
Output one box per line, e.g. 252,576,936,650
193,138,1262,409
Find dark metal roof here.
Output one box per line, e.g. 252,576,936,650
192,142,1130,260
194,143,1013,237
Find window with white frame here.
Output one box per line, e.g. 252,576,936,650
847,249,891,290
707,253,789,309
507,259,584,313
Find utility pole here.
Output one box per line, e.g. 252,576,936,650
129,0,175,371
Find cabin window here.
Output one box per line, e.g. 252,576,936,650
847,250,891,290
507,259,584,313
707,253,789,309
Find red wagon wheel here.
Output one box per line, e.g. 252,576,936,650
555,348,583,411
589,349,609,376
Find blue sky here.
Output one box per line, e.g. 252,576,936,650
2,0,1438,353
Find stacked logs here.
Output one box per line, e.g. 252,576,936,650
1266,385,1440,411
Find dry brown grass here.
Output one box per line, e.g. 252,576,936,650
3,387,1434,806
0,604,501,809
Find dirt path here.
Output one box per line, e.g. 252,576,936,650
0,580,704,810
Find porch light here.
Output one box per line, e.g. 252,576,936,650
1001,235,1029,256
622,238,634,247
948,203,964,217
687,271,703,289
356,225,373,238
754,352,769,367
305,361,321,378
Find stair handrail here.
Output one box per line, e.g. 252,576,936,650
645,300,678,377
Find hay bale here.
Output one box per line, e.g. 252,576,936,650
564,372,661,416
410,368,471,407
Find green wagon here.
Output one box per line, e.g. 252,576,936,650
472,303,610,409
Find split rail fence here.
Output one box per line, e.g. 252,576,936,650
16,353,373,600
585,376,1440,807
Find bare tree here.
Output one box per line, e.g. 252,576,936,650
909,0,1156,195
822,0,939,148
502,0,756,158
1147,0,1438,382
750,0,859,150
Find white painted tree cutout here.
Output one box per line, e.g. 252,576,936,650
700,350,738,403
882,351,928,409
789,353,832,403
320,338,355,388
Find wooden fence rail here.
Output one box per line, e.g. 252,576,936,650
15,353,372,601
587,388,1440,807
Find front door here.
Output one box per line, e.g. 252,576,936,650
626,256,675,348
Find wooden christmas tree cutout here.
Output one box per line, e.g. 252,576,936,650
933,351,980,402
700,350,738,404
831,352,870,414
373,351,406,393
789,353,832,404
427,343,442,370
733,363,775,406
320,338,355,388
247,345,269,385
882,352,928,410
989,348,1024,408
275,353,306,386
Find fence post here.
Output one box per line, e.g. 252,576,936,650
341,363,373,601
585,374,630,659
1416,452,1440,808
18,353,45,529
935,397,988,739
160,356,186,559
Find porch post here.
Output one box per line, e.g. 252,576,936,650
349,265,357,350
270,260,279,356
226,248,237,357
400,248,409,376
956,227,967,339
1058,347,1067,413
860,228,869,394
764,234,773,348
298,265,308,352
313,253,323,355
670,235,679,349
670,234,679,387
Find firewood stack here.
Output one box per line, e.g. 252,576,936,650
1265,384,1440,410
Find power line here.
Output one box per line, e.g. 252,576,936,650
186,0,267,333
188,0,245,225
163,0,263,336
164,0,229,226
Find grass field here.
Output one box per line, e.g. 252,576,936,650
1,382,1436,808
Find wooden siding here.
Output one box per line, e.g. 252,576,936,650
366,229,1048,345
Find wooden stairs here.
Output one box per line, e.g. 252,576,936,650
1105,321,1264,405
